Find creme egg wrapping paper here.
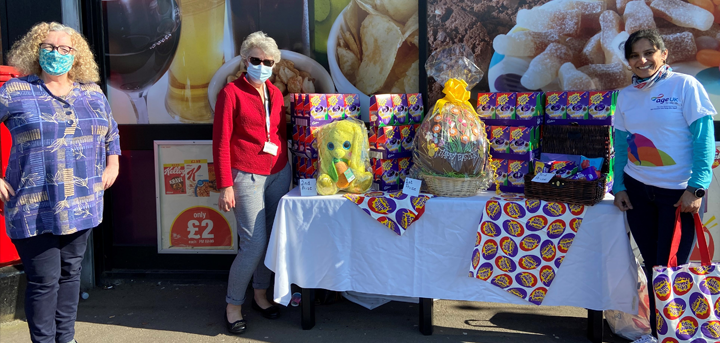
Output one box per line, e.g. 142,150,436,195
345,191,433,236
469,194,587,305
652,264,720,342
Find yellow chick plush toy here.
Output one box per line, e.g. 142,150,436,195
316,119,373,195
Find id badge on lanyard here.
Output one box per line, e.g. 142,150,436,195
262,85,279,156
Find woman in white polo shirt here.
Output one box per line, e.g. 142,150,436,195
613,29,716,337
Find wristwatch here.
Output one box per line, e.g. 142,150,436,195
687,186,706,198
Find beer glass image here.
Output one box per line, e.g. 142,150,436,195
165,0,225,123
104,0,181,124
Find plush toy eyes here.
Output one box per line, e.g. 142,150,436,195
343,141,351,150
327,142,335,150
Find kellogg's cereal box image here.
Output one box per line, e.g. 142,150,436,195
184,160,211,197
163,164,185,195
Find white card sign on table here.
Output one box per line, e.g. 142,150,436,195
531,173,556,184
299,179,318,196
402,178,422,197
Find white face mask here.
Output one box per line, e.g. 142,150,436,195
247,62,273,83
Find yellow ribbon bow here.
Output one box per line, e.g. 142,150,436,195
442,78,471,103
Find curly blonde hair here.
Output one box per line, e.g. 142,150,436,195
8,22,99,83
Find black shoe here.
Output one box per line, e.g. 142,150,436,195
224,312,246,334
252,300,280,319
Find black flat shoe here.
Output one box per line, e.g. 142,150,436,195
224,312,246,334
252,300,280,319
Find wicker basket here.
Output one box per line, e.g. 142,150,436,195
524,125,613,205
421,173,489,197
524,174,607,205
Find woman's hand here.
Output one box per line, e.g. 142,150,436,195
0,178,15,203
675,190,702,213
614,191,633,211
102,155,120,190
219,187,235,212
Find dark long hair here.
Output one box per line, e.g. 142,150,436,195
624,29,666,60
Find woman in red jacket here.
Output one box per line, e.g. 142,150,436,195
212,31,290,335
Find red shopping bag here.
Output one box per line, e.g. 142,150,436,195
652,208,718,341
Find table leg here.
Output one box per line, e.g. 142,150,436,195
586,309,603,343
419,298,433,335
301,288,315,330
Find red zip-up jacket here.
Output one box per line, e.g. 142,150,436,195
212,73,288,189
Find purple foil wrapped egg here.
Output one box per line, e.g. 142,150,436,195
519,234,542,252
539,265,556,287
500,237,518,257
482,239,499,260
689,292,711,320
700,320,720,339
515,272,538,288
675,316,699,341
540,240,557,262
518,255,542,270
491,274,513,289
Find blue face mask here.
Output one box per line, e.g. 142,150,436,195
246,61,273,83
39,49,74,76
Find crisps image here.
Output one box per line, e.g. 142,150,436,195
337,47,360,83
355,14,404,94
381,0,418,24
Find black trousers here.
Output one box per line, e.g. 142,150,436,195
12,229,92,343
625,175,695,336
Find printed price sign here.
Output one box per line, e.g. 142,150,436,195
402,178,421,197
170,206,233,248
532,173,556,183
300,179,317,196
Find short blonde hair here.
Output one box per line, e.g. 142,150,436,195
239,31,282,63
8,22,99,83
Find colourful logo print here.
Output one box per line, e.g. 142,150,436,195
507,287,528,299
716,297,720,318
689,292,711,320
699,276,720,295
547,220,566,239
491,274,513,289
388,191,408,200
660,338,677,343
654,274,673,301
701,321,720,339
503,220,525,237
495,256,517,273
554,256,564,268
526,215,549,231
520,234,541,251
378,216,401,235
539,265,555,287
525,199,541,213
369,198,397,214
657,309,668,335
411,196,428,212
475,232,482,247
675,316,699,341
569,204,585,216
486,201,502,221
529,287,547,305
569,218,582,233
481,221,501,237
347,195,365,204
542,202,566,217
500,237,518,257
690,265,715,275
476,262,494,281
482,239,499,260
503,202,526,219
558,233,575,254
395,209,416,229
519,255,542,270
515,272,538,288
540,240,557,262
673,272,694,296
663,298,686,320
471,249,481,269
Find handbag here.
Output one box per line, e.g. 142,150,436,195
653,207,719,341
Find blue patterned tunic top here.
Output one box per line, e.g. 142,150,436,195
0,75,121,239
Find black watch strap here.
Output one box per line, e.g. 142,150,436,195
687,186,705,198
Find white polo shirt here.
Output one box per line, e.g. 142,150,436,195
615,72,716,189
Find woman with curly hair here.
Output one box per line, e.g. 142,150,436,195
0,22,120,343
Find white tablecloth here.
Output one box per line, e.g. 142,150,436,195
266,188,638,313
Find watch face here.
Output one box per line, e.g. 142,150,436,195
696,189,706,198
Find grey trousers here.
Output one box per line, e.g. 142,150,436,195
226,163,290,305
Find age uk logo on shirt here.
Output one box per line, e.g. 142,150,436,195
650,94,680,105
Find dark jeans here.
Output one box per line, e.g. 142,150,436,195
625,175,695,336
12,229,92,343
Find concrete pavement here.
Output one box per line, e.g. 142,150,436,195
0,279,632,343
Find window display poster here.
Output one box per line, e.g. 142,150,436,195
154,140,237,254
103,0,419,124
426,0,720,123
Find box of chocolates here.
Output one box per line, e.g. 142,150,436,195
407,93,424,124
370,94,421,126
545,91,616,125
